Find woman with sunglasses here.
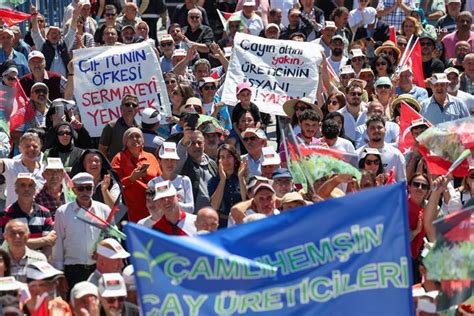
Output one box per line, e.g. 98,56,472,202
371,54,394,79
406,172,431,283
198,77,232,130
373,77,395,119
226,110,257,155
70,16,95,51
112,127,161,222
70,149,121,209
44,122,84,171
396,35,408,56
321,92,345,118
358,148,385,182
0,61,19,124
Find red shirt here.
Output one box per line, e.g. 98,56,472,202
112,149,161,223
408,198,425,258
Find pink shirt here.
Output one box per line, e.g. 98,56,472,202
442,31,474,59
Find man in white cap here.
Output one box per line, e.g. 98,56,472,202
264,23,280,39
240,128,267,177
70,281,99,316
20,50,63,100
237,0,264,36
394,65,429,103
98,273,139,316
261,146,281,179
30,3,80,77
53,172,111,293
152,181,197,236
420,73,470,124
3,219,47,283
158,34,175,72
35,158,66,216
87,238,130,286
249,183,280,217
25,261,71,314
0,28,30,77
0,174,55,251
445,67,474,114
140,107,164,154
137,185,163,227
312,21,337,57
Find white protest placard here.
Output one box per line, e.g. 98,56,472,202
73,42,171,137
221,33,322,116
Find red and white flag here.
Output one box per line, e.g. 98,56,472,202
0,8,31,27
399,102,432,154
401,40,425,88
7,78,34,133
216,9,233,29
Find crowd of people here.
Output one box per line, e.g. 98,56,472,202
0,0,473,314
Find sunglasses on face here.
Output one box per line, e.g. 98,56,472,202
123,102,138,108
341,75,354,79
365,159,380,166
105,297,125,304
352,57,364,62
189,15,200,20
57,131,72,136
376,62,387,67
420,41,433,47
76,185,93,192
160,41,173,47
32,89,48,95
411,181,429,190
202,85,216,91
165,79,177,84
105,13,116,17
397,42,407,47
243,136,258,142
3,75,16,81
330,100,338,105
295,106,309,112
351,92,362,97
377,84,391,89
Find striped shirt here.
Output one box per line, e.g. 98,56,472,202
0,202,54,242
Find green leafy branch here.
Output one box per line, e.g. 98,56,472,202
133,239,176,283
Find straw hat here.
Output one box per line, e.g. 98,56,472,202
374,41,401,62
391,94,421,113
282,97,322,119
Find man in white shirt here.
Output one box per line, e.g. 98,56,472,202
52,172,111,293
327,35,348,77
240,128,267,177
356,115,406,182
338,83,367,142
238,0,264,36
321,118,356,153
87,238,130,286
445,67,474,114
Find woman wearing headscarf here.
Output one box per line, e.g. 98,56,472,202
111,127,161,222
44,122,83,171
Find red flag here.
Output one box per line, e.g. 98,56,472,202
0,8,31,27
404,40,425,88
418,145,469,177
293,144,359,166
386,167,395,184
216,9,233,29
399,102,432,154
389,26,396,43
323,60,340,93
9,78,34,134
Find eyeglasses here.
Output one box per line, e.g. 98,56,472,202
229,24,240,29
330,100,338,105
377,84,391,89
189,15,201,20
123,102,138,108
165,79,177,84
411,181,429,190
294,106,308,112
3,75,16,81
160,42,173,47
365,159,380,166
243,136,258,142
350,92,362,97
105,13,116,17
105,297,125,304
340,74,354,79
397,42,407,47
420,41,433,47
376,62,387,67
352,57,364,62
32,89,48,95
202,85,216,91
75,185,93,192
57,131,72,136
38,19,45,23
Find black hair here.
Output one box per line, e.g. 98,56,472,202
321,119,340,140
298,109,321,124
366,114,386,128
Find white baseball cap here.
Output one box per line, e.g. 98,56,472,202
158,142,179,160
0,277,22,292
27,261,63,281
153,180,177,201
71,281,98,300
16,173,37,184
430,73,450,84
141,108,161,125
98,273,127,298
96,238,130,259
45,157,65,170
28,50,45,61
261,146,281,166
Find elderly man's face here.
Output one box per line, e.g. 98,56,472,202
455,43,470,60
19,139,41,161
195,211,219,232
463,56,474,76
43,169,64,187
188,133,205,161
188,11,202,27
100,296,125,316
121,28,135,43
272,178,293,198
158,195,179,217
254,189,276,215
15,179,36,199
4,223,29,249
29,57,46,74
432,82,448,97
194,64,210,80
0,32,13,49
73,183,94,204
456,15,472,32
73,294,99,316
103,28,118,45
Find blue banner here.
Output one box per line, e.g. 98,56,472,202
125,183,414,315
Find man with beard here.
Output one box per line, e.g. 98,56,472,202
445,67,474,114
240,128,267,177
297,109,323,145
442,11,474,60
280,8,314,40
152,181,197,236
356,115,406,182
199,122,222,161
420,32,445,81
321,118,355,153
120,25,136,44
446,41,471,72
460,53,474,94
420,73,470,124
20,51,62,100
338,83,367,142
327,35,347,77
